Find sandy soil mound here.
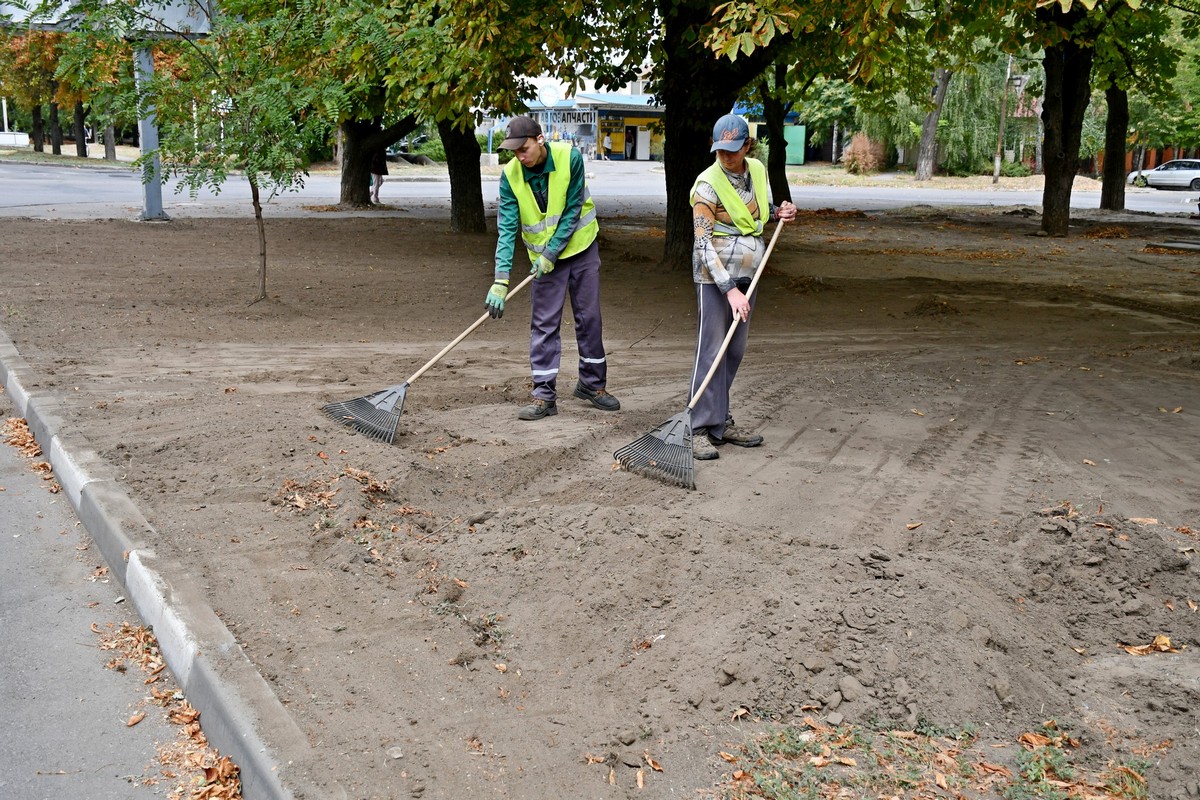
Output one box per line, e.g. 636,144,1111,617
1,206,1198,798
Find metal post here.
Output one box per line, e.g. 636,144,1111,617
133,47,169,221
2,98,8,132
992,55,1013,185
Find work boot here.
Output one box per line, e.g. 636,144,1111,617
692,429,719,461
709,419,763,448
573,381,621,411
518,399,557,421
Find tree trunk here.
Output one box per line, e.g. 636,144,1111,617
249,175,268,305
761,64,792,204
73,101,88,158
1039,6,1094,237
339,114,418,206
1099,85,1128,211
49,97,62,155
104,124,117,160
915,68,953,181
31,105,45,153
438,119,486,234
658,1,774,270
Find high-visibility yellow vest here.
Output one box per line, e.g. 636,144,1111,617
690,157,769,236
505,142,598,262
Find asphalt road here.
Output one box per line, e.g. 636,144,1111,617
0,439,176,799
1,159,1197,219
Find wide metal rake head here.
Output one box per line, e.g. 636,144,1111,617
321,382,409,444
613,410,695,490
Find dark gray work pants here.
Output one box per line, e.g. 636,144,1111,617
688,282,755,438
529,241,608,401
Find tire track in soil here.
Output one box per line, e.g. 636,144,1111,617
695,340,1061,553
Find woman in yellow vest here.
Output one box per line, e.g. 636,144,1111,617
689,113,796,461
486,116,620,420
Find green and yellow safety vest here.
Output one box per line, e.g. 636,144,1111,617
690,157,770,236
504,142,598,262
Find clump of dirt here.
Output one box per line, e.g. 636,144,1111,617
905,295,961,317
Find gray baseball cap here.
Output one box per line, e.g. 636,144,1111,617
710,114,749,153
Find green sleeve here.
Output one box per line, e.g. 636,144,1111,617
494,171,519,279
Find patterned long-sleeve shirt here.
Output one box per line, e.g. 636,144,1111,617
691,165,777,292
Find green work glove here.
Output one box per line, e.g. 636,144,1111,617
531,254,555,278
485,278,510,319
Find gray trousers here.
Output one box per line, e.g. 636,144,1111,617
529,241,608,401
688,282,755,438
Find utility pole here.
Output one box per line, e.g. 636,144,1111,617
992,55,1013,185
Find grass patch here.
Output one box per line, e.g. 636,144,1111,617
713,716,1156,800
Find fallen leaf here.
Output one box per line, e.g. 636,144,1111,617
608,767,615,785
1121,634,1181,655
644,752,663,772
1071,646,1088,656
1082,459,1096,466
127,711,146,727
317,451,329,460
637,767,644,788
1189,600,1198,612
906,521,924,530
718,751,739,763
1018,732,1051,749
1172,407,1183,413
909,408,924,416
494,663,507,673
1129,517,1158,525
583,753,605,765
837,756,857,767
731,707,749,722
935,771,948,789
979,761,1013,778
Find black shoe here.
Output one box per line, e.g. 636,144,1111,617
573,381,620,411
518,399,557,420
708,421,763,448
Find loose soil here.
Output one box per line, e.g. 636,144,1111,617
1,198,1199,799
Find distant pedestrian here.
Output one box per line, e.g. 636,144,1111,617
370,148,388,204
602,134,612,161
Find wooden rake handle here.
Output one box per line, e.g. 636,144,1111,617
405,272,537,385
687,219,786,410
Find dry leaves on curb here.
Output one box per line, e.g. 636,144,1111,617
94,621,243,799
2,417,62,492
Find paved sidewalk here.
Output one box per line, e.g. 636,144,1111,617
0,435,179,799
0,331,318,800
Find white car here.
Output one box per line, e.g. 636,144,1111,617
1127,159,1200,191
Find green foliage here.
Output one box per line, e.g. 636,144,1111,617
1000,159,1032,176
794,78,856,148
415,136,445,161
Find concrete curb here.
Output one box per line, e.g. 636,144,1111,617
0,327,319,800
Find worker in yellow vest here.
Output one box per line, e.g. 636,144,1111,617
486,116,620,420
688,113,796,461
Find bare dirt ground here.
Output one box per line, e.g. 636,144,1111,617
1,199,1199,799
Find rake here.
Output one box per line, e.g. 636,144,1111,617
322,273,536,444
614,221,785,489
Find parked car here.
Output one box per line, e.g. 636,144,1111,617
1126,159,1200,191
